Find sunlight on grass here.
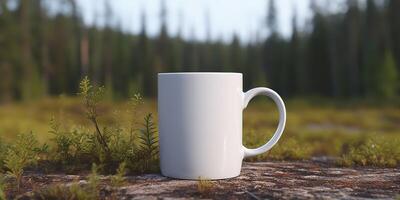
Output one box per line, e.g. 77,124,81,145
0,96,399,167
243,98,400,165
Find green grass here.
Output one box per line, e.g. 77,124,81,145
0,96,399,168
243,98,400,166
0,96,156,143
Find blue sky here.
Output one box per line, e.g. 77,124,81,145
76,0,346,43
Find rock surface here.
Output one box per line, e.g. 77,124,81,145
16,161,400,199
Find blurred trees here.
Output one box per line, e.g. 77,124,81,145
0,0,398,101
377,51,398,98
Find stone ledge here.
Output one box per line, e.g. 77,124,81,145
14,161,400,199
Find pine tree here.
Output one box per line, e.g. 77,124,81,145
267,0,277,35
375,50,398,98
183,29,200,72
103,0,114,99
244,41,266,90
307,6,333,96
138,12,155,97
230,34,243,73
362,0,381,96
344,0,362,96
19,0,45,100
169,11,184,72
287,12,300,96
89,13,104,85
388,0,400,72
35,0,51,95
156,0,170,72
263,0,279,89
67,0,82,94
0,0,16,102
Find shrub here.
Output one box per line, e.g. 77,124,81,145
0,76,158,190
4,132,41,191
78,77,111,162
49,122,94,172
338,137,400,167
45,77,158,173
48,77,159,173
49,117,73,164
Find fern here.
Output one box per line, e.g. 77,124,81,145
4,132,40,191
137,114,159,171
139,114,158,159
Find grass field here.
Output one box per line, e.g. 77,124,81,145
0,96,399,167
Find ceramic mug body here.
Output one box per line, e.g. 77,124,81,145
158,72,286,179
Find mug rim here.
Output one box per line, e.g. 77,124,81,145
158,72,242,75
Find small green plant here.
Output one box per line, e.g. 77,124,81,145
46,77,160,173
50,117,73,164
87,163,100,198
4,132,41,191
110,162,127,188
77,77,159,172
49,119,95,172
79,76,111,158
69,128,92,156
1,77,160,184
197,177,214,194
129,93,144,132
137,113,159,172
109,162,127,199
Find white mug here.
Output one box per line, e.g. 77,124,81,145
158,72,286,179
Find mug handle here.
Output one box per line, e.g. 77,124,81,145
242,87,286,158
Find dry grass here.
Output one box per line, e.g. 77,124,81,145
197,177,215,194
